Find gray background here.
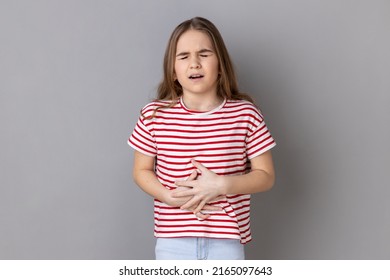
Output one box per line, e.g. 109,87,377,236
1,0,389,259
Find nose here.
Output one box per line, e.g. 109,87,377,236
189,57,201,69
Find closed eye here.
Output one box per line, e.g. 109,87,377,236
199,49,213,57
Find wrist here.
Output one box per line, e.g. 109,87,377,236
218,175,230,195
160,188,172,205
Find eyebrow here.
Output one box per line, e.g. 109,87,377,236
176,48,214,57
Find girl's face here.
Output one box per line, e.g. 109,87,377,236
174,29,219,99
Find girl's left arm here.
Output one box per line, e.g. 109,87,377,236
173,150,275,214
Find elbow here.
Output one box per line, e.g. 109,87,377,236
266,173,275,191
260,170,275,192
132,168,141,187
249,169,275,193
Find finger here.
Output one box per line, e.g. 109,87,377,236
186,170,198,181
184,204,222,212
191,159,208,173
175,180,196,188
202,204,223,211
193,200,207,215
180,196,200,211
209,196,226,203
175,186,192,191
195,212,209,220
172,189,195,198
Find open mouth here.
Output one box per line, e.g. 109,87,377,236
189,74,204,79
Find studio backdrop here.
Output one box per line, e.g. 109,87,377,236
1,0,389,259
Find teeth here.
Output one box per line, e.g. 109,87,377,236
190,74,203,79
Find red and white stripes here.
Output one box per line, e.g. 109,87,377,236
128,98,275,244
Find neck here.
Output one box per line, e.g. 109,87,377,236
182,93,223,112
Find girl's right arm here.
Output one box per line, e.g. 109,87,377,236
132,150,221,219
132,150,186,207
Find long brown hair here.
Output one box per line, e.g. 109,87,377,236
150,17,254,117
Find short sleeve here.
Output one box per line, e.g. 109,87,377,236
245,114,276,159
128,115,157,157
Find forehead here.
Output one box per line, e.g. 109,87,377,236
176,29,214,53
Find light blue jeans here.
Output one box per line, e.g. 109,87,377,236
155,237,245,260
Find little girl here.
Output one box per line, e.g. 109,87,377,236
128,17,276,260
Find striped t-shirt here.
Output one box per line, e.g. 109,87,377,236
128,97,276,244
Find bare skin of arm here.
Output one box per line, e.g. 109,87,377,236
132,150,221,219
173,150,275,214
